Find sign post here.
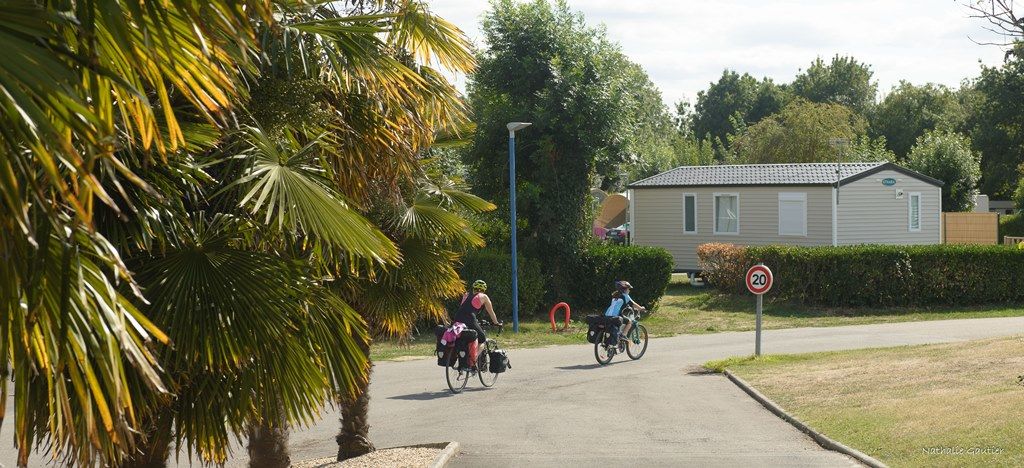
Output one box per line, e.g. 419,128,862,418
745,264,773,356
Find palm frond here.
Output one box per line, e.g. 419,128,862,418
224,126,398,264
0,221,167,466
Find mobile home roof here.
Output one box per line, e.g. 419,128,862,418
628,162,943,188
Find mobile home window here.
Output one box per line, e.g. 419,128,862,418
714,193,739,234
778,192,807,236
909,192,921,232
682,194,697,234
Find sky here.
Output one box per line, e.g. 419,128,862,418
428,0,1010,106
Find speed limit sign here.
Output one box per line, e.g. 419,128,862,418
746,264,773,295
746,264,773,356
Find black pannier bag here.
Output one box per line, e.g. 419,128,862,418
434,325,447,352
604,316,622,346
585,315,605,344
436,346,452,366
435,325,450,366
456,329,478,369
488,349,511,373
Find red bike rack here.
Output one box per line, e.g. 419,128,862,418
549,302,571,332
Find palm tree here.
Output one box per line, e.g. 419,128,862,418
0,0,476,465
336,173,495,460
234,1,479,462
0,1,270,465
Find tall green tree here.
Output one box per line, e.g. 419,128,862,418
792,55,878,115
962,43,1024,198
870,81,964,160
728,99,880,164
598,58,677,190
691,70,788,151
906,131,982,212
465,0,668,297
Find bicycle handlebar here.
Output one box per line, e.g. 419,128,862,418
479,320,504,332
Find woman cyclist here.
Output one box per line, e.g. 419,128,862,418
453,279,502,345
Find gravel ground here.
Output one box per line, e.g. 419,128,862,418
291,447,441,468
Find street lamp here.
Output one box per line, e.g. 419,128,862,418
507,122,531,333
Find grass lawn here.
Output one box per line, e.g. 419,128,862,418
371,274,1024,361
708,336,1024,467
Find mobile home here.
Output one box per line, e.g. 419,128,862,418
627,162,943,272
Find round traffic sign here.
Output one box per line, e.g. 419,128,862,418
745,264,773,295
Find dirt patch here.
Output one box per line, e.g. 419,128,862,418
292,447,441,468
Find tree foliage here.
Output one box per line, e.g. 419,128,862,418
792,55,878,115
962,43,1024,198
728,99,877,164
691,70,788,150
906,131,982,212
870,81,965,160
465,0,670,297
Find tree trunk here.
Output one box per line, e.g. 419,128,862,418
120,409,173,468
336,336,375,461
247,408,291,468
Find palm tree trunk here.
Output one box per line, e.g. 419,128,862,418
336,336,375,461
247,406,291,468
120,409,173,468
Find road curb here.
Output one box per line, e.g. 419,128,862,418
429,441,460,468
723,370,887,468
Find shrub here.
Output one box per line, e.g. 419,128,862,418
999,213,1024,240
698,244,1024,307
696,243,748,293
562,244,674,312
456,249,544,320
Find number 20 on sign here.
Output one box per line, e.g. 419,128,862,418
746,264,773,355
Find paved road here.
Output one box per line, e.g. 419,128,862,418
3,316,1024,466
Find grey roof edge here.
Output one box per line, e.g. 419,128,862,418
838,162,944,187
627,162,945,188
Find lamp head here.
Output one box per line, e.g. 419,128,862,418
507,122,532,136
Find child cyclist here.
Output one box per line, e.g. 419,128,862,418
604,280,646,340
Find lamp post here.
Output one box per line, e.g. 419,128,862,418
507,122,531,333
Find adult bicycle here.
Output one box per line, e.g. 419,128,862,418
446,320,504,394
594,307,649,365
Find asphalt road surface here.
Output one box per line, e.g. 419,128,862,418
3,316,1023,467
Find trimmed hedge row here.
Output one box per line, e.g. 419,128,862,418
698,243,1024,307
457,244,674,319
563,243,674,311
457,249,545,321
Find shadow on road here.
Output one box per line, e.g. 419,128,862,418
554,362,624,370
387,387,488,401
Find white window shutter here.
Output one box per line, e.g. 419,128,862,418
778,193,807,236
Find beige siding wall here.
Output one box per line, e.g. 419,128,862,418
632,186,833,270
836,169,942,245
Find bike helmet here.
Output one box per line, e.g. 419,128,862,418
472,279,488,292
616,280,632,292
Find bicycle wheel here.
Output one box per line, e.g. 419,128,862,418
626,324,649,360
446,351,470,394
594,334,613,366
477,347,498,387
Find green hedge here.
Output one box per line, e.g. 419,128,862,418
456,249,544,320
999,213,1024,240
699,244,1024,307
563,244,674,311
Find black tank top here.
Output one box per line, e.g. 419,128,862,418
453,292,481,323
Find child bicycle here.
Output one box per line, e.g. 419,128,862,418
594,307,649,365
445,320,509,394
